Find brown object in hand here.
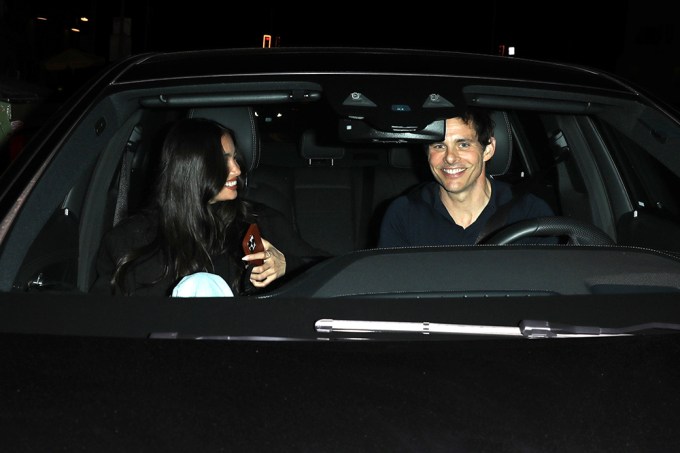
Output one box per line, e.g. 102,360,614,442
242,223,264,266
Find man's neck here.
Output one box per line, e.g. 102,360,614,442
439,178,492,228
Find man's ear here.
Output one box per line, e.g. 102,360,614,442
483,137,496,162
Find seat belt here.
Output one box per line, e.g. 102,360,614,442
113,125,143,227
475,187,521,244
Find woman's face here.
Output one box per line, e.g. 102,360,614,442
212,133,241,202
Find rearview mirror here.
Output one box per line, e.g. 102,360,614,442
338,118,445,144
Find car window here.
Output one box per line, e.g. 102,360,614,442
2,50,680,300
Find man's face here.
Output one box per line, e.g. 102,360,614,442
428,117,495,196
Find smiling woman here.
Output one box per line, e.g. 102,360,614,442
89,117,328,296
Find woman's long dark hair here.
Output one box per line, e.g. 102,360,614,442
112,117,252,294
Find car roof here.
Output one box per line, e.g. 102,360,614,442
113,47,630,93
91,47,648,135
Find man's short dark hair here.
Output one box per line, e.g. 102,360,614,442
457,108,495,145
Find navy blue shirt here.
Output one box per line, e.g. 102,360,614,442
377,179,556,247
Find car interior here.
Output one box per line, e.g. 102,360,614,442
5,76,680,297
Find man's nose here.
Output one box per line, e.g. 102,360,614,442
444,145,459,162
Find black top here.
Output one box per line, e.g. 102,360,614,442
91,203,330,296
377,179,556,247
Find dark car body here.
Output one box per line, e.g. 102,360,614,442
2,47,680,450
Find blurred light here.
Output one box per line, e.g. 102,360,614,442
508,46,515,56
70,28,80,33
36,16,47,21
80,17,89,22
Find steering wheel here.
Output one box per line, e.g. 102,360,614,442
480,216,615,246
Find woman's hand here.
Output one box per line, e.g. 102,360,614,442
242,238,286,287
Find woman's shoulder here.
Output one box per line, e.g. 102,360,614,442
103,210,158,244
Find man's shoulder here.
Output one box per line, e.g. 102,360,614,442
490,178,514,200
383,182,435,213
403,181,437,202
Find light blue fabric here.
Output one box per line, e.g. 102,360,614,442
172,272,234,297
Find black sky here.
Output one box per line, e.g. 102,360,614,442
140,2,629,71
8,0,630,71
5,0,680,105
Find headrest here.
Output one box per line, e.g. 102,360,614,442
187,107,260,174
486,110,512,177
300,129,345,165
389,146,416,169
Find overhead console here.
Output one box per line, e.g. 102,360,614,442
322,75,466,132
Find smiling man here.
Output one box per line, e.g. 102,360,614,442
377,108,556,247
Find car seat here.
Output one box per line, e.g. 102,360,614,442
487,110,513,177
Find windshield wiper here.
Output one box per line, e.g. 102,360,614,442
315,319,680,339
315,319,522,337
519,320,680,338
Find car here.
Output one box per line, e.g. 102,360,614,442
2,47,680,450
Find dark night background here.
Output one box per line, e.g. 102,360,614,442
0,0,678,104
